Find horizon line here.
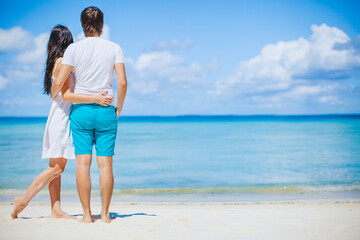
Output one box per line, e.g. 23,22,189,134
1,113,360,118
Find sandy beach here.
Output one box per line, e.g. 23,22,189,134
0,199,359,240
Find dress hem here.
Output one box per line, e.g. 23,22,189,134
42,146,76,160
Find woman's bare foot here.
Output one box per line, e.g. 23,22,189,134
11,196,26,219
101,211,112,223
51,208,75,219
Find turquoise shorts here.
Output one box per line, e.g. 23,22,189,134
70,103,118,156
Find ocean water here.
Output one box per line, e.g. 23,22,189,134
0,115,359,197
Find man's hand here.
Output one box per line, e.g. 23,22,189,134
95,91,113,106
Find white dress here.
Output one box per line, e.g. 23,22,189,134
42,59,76,159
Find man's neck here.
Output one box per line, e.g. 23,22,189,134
86,34,100,38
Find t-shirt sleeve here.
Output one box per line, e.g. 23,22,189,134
62,44,74,66
115,45,125,63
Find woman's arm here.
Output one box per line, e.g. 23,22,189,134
51,63,72,100
61,76,113,106
114,63,127,118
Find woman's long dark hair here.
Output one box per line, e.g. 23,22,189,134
43,25,73,95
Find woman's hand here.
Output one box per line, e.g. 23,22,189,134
95,91,113,106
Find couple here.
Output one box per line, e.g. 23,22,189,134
11,6,127,223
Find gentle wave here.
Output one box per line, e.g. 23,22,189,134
1,183,359,196
112,183,360,194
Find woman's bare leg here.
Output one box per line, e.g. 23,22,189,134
11,158,67,219
48,164,72,219
49,175,71,218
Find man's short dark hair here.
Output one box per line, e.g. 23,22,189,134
81,6,104,37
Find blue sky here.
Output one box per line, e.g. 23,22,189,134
0,0,359,116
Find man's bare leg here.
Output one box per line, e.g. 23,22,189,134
11,158,67,219
76,154,92,223
97,156,114,223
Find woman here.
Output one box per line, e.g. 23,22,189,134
11,25,113,219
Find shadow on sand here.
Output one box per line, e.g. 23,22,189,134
15,212,156,221
71,212,157,220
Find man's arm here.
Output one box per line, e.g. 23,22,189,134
114,63,127,118
50,64,72,99
61,77,113,106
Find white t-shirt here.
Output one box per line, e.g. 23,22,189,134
62,37,124,105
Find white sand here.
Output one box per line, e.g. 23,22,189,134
1,200,359,240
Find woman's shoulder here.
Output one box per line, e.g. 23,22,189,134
55,57,63,67
52,58,63,77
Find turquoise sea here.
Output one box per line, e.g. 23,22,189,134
0,115,359,201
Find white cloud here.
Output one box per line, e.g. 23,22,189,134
248,85,328,102
134,51,183,73
101,25,110,40
0,27,33,52
131,51,217,86
4,66,41,81
288,85,324,95
318,96,341,104
75,24,110,41
125,50,218,97
0,98,48,107
153,38,194,50
0,74,8,89
15,33,49,64
212,24,360,98
75,32,84,42
131,80,159,95
282,85,337,101
0,27,48,92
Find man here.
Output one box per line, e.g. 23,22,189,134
51,6,127,223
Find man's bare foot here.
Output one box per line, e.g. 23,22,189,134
79,212,93,223
51,208,75,219
80,216,93,223
101,211,112,223
11,196,26,219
